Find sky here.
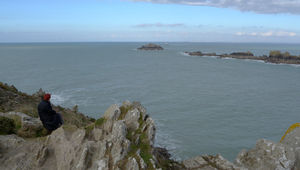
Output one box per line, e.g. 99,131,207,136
1,0,300,43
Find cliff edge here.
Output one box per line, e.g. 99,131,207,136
1,82,300,170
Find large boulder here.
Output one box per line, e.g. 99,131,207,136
235,139,296,170
103,104,121,121
183,155,241,170
0,112,44,137
281,127,300,169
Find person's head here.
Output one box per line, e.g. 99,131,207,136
43,93,51,101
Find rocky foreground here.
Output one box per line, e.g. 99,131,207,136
1,82,300,170
186,50,300,65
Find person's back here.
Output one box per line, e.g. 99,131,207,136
38,93,64,132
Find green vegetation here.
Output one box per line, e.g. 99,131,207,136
0,82,18,93
15,105,38,118
10,115,22,131
84,123,95,137
119,105,133,120
124,114,154,169
95,117,106,127
35,128,49,137
0,116,16,135
269,50,300,60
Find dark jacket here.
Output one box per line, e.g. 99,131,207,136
38,100,59,131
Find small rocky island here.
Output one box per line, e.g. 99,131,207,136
186,50,300,64
138,43,163,50
1,81,300,170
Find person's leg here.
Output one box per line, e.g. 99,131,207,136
56,113,64,125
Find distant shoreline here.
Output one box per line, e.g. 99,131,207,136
185,51,300,65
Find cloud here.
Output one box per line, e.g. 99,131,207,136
134,23,185,28
235,31,297,37
131,0,300,14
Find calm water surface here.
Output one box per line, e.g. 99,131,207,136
1,42,300,160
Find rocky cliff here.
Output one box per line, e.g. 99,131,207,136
1,82,300,170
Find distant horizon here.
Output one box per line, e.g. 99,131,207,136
1,41,300,45
1,0,300,43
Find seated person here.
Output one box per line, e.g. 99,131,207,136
38,93,64,132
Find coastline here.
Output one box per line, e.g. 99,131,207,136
185,51,300,65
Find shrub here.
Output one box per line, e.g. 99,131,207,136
0,116,16,135
95,117,106,127
269,50,282,58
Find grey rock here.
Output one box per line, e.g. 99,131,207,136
126,157,139,170
93,128,103,141
110,121,130,164
183,156,211,169
0,134,25,150
36,145,48,166
203,154,242,170
97,159,109,170
281,127,300,170
235,139,295,170
124,108,140,131
145,117,156,146
103,104,121,121
0,112,44,138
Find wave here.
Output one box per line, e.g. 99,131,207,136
244,59,265,63
179,52,190,57
264,62,300,68
51,94,67,105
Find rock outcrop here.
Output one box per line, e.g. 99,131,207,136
1,82,300,170
182,127,300,170
185,50,300,65
0,82,93,127
138,43,163,50
0,100,182,170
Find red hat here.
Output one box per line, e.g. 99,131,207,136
43,93,51,101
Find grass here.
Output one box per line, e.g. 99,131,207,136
119,105,133,120
35,128,49,137
95,117,106,128
124,113,155,170
10,115,22,132
84,123,95,138
15,105,38,118
0,82,18,93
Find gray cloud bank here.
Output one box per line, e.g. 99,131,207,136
131,0,300,14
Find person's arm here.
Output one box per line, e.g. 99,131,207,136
47,102,57,115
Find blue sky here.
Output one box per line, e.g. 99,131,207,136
1,0,300,42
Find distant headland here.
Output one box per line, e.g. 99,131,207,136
185,50,300,65
138,43,164,50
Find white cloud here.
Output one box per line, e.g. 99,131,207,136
131,0,300,14
235,31,297,37
134,23,185,28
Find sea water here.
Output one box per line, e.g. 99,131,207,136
1,42,300,161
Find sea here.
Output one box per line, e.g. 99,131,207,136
1,42,300,161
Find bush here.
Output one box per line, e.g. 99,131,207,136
269,50,282,58
0,116,16,135
95,117,106,127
